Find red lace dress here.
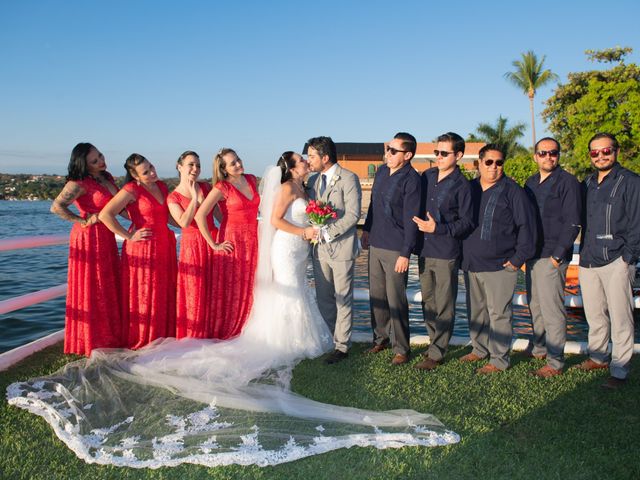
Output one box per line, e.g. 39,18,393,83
64,175,122,355
167,182,219,338
121,181,177,349
211,174,260,339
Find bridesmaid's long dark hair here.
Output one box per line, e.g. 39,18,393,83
277,151,296,184
66,142,96,181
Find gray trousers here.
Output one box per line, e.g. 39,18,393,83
368,246,410,355
312,255,355,354
419,257,459,361
526,258,569,370
579,256,636,379
467,269,518,370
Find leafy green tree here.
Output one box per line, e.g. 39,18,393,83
472,115,527,159
504,51,559,149
504,152,538,186
542,47,640,178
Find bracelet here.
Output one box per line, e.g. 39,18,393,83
302,230,307,241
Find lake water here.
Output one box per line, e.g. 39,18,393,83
1,201,637,354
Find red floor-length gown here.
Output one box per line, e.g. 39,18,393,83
167,182,219,338
64,175,122,355
121,181,177,349
211,174,260,339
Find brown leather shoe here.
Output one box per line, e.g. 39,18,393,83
601,376,627,390
391,354,409,365
366,343,390,354
476,364,503,375
574,358,609,371
530,364,562,378
524,352,547,360
414,357,441,370
459,352,484,363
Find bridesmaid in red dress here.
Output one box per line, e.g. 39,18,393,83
99,154,177,349
50,143,122,356
195,148,259,339
168,151,225,338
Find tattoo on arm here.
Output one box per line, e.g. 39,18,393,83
52,182,85,223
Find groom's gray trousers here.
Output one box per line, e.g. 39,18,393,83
312,255,355,353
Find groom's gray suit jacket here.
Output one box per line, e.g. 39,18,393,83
307,164,362,260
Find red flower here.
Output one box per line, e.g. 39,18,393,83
306,200,337,226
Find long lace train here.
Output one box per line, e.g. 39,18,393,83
7,339,459,467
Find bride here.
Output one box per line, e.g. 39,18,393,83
7,153,459,468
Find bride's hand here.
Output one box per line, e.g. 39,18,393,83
213,240,234,253
302,226,317,242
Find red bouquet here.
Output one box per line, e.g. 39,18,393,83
305,200,337,225
305,200,337,243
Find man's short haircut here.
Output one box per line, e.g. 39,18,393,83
394,132,416,158
437,132,465,155
479,143,505,160
307,136,337,164
534,137,560,152
588,132,619,150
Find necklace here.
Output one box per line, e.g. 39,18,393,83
289,180,305,197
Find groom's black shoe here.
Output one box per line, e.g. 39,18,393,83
325,350,348,365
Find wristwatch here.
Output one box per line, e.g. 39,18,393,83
551,255,564,264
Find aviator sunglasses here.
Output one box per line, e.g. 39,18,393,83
433,150,455,157
589,147,616,158
483,159,504,167
386,146,408,155
536,149,560,158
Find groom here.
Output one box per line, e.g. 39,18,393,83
305,136,362,364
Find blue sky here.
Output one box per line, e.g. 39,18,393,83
1,0,638,177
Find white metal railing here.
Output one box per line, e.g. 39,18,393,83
0,234,68,252
0,235,71,370
0,235,70,315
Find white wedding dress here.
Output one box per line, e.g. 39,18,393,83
6,167,458,468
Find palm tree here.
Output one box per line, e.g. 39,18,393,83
474,116,526,158
504,51,558,148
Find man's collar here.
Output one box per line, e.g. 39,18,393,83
321,163,339,183
589,161,621,184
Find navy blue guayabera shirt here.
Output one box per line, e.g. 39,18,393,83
524,167,582,262
417,166,475,260
363,162,421,258
580,162,640,268
462,175,537,272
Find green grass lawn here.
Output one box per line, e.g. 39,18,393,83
2,342,639,480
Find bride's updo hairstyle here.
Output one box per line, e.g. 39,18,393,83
277,151,296,184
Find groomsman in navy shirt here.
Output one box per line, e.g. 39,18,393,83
362,132,421,365
574,132,640,389
412,132,474,370
462,144,536,374
524,137,582,378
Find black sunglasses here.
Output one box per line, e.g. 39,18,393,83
433,150,455,157
536,149,560,158
483,159,504,167
386,146,408,155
